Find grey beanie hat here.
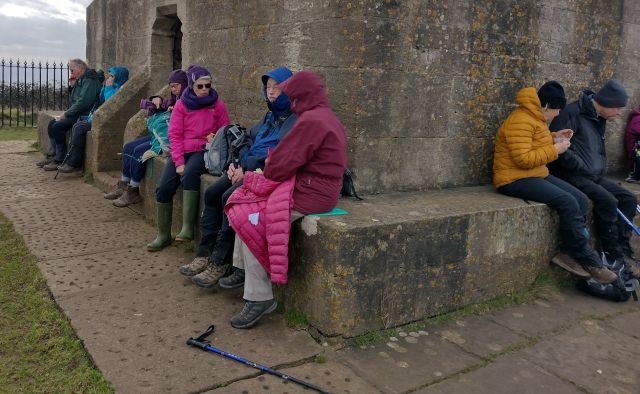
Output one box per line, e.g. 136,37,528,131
594,79,629,108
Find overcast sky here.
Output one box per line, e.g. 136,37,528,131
0,0,92,64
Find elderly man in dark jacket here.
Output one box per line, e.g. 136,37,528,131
549,79,640,278
38,58,104,170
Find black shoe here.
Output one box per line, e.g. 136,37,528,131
230,299,277,329
219,268,245,289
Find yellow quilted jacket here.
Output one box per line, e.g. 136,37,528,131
493,87,559,188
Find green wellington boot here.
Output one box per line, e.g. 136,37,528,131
174,190,199,242
147,202,173,252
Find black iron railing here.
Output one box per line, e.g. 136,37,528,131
1,59,69,128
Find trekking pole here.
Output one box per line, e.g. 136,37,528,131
636,205,640,216
617,208,640,237
53,143,73,180
187,325,331,394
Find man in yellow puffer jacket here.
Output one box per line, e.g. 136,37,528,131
493,81,616,284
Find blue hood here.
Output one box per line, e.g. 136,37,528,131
262,66,293,115
108,66,129,88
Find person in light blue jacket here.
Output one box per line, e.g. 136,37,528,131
57,66,129,173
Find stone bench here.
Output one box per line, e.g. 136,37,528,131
39,111,635,337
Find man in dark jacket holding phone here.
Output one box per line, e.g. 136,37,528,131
549,79,640,278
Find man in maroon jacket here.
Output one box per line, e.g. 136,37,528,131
226,70,348,329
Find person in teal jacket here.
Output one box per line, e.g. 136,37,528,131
55,66,129,173
39,59,104,169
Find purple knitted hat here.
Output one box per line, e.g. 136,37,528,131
185,65,211,89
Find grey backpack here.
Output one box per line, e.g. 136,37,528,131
204,124,250,176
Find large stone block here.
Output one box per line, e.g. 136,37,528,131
283,187,559,336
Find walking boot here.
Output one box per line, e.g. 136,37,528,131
113,186,142,207
551,253,591,279
174,190,199,242
582,265,618,284
36,156,53,167
230,299,277,329
147,202,172,252
104,180,128,200
42,160,62,171
179,256,209,277
191,261,228,288
219,268,245,289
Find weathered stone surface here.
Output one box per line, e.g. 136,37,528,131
86,67,151,174
339,331,483,393
416,355,581,394
204,360,380,394
86,0,640,193
432,315,527,359
521,320,640,393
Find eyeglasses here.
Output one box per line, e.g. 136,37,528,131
195,83,211,89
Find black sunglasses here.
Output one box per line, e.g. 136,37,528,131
195,83,211,89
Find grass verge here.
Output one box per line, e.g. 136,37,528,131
0,126,38,141
0,213,112,392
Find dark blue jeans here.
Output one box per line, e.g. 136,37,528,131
564,175,637,259
155,151,206,203
196,173,242,262
499,175,602,267
66,121,92,168
122,136,152,183
47,117,78,162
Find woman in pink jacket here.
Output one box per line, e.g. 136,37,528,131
147,65,230,251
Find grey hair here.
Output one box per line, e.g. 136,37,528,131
69,58,88,71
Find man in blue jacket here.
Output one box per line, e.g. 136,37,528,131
179,66,297,288
549,79,640,278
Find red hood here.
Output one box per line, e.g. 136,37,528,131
278,70,329,115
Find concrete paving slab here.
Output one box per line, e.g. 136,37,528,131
205,359,381,394
0,140,37,154
552,288,640,319
0,195,138,233
485,297,584,338
339,332,483,393
20,219,157,260
55,276,322,393
38,246,190,298
0,180,99,203
431,315,528,359
602,310,640,341
416,355,581,394
522,319,640,393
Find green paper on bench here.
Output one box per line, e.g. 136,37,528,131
307,208,349,217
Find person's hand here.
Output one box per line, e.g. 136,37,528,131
167,106,174,112
226,164,236,180
231,167,244,184
206,133,215,143
152,97,162,109
58,113,65,120
554,139,571,154
254,168,263,174
555,129,574,141
176,165,185,175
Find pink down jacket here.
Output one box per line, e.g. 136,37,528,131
225,171,295,285
168,99,230,167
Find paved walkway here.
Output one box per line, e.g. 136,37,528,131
2,140,640,394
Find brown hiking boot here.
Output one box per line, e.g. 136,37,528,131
191,262,228,288
104,180,128,200
551,253,591,279
113,186,142,207
582,265,617,284
179,256,209,277
42,161,61,171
